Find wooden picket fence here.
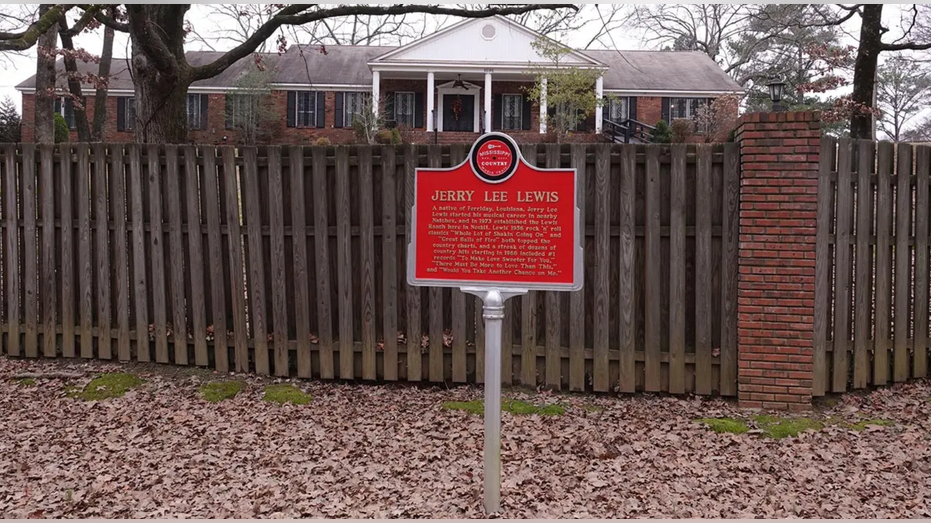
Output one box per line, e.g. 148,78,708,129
0,142,739,394
815,137,931,394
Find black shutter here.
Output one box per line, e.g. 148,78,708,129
414,92,424,128
492,94,502,131
315,92,326,128
629,97,638,122
384,92,395,126
660,97,670,124
334,92,344,128
117,97,125,132
199,94,209,130
286,91,296,127
522,95,532,130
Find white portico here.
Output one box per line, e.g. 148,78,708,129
367,15,606,135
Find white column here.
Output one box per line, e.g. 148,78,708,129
484,70,492,133
372,70,380,118
539,77,547,134
426,71,435,132
595,75,604,134
595,76,604,134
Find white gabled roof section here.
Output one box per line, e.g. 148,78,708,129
370,15,604,69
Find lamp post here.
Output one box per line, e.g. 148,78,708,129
767,79,787,112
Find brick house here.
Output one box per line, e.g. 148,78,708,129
17,16,743,144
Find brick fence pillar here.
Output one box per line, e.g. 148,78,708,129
735,111,822,411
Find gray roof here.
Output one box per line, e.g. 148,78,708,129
582,50,743,93
17,46,742,94
275,45,394,85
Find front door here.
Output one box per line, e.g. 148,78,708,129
442,94,475,132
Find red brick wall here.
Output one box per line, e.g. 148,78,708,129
637,96,663,126
735,111,821,411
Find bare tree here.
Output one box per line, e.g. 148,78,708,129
876,55,931,141
53,5,117,142
810,4,931,139
34,4,58,144
628,4,831,80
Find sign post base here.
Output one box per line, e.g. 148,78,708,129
462,287,527,515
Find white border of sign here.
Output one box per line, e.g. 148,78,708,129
407,132,583,292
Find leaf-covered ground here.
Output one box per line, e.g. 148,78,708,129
1,356,930,518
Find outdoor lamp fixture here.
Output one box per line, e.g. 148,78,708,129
767,78,787,112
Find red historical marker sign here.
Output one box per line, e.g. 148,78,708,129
408,133,582,291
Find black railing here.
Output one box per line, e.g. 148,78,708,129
603,118,656,144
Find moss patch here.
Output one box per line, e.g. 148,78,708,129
443,400,485,415
442,399,565,416
17,377,36,387
581,404,604,413
199,381,244,403
63,384,80,398
72,373,143,401
846,419,894,431
697,417,749,434
262,384,311,405
754,415,823,439
503,399,566,416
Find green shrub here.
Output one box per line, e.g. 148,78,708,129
374,129,394,144
313,137,331,146
390,127,402,144
652,120,672,143
54,113,69,143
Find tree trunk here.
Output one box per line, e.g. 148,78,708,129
58,17,91,142
34,4,58,144
129,6,192,144
850,4,883,140
92,10,114,141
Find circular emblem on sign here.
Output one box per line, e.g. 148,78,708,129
470,133,519,184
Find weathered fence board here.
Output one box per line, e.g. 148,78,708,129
815,140,931,393
0,143,739,394
4,144,20,358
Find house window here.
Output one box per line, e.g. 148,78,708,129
607,97,628,122
669,98,705,120
344,92,368,126
55,97,76,130
395,92,415,128
296,91,316,127
554,102,581,131
187,93,204,129
502,94,522,131
122,97,135,131
226,93,259,129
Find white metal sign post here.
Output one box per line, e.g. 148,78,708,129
408,132,582,514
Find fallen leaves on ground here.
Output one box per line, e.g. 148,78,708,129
1,356,929,518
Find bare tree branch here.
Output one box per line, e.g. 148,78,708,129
0,4,74,51
190,4,577,81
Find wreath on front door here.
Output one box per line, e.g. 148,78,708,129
451,96,463,121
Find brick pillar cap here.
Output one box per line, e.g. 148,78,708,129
738,110,821,126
